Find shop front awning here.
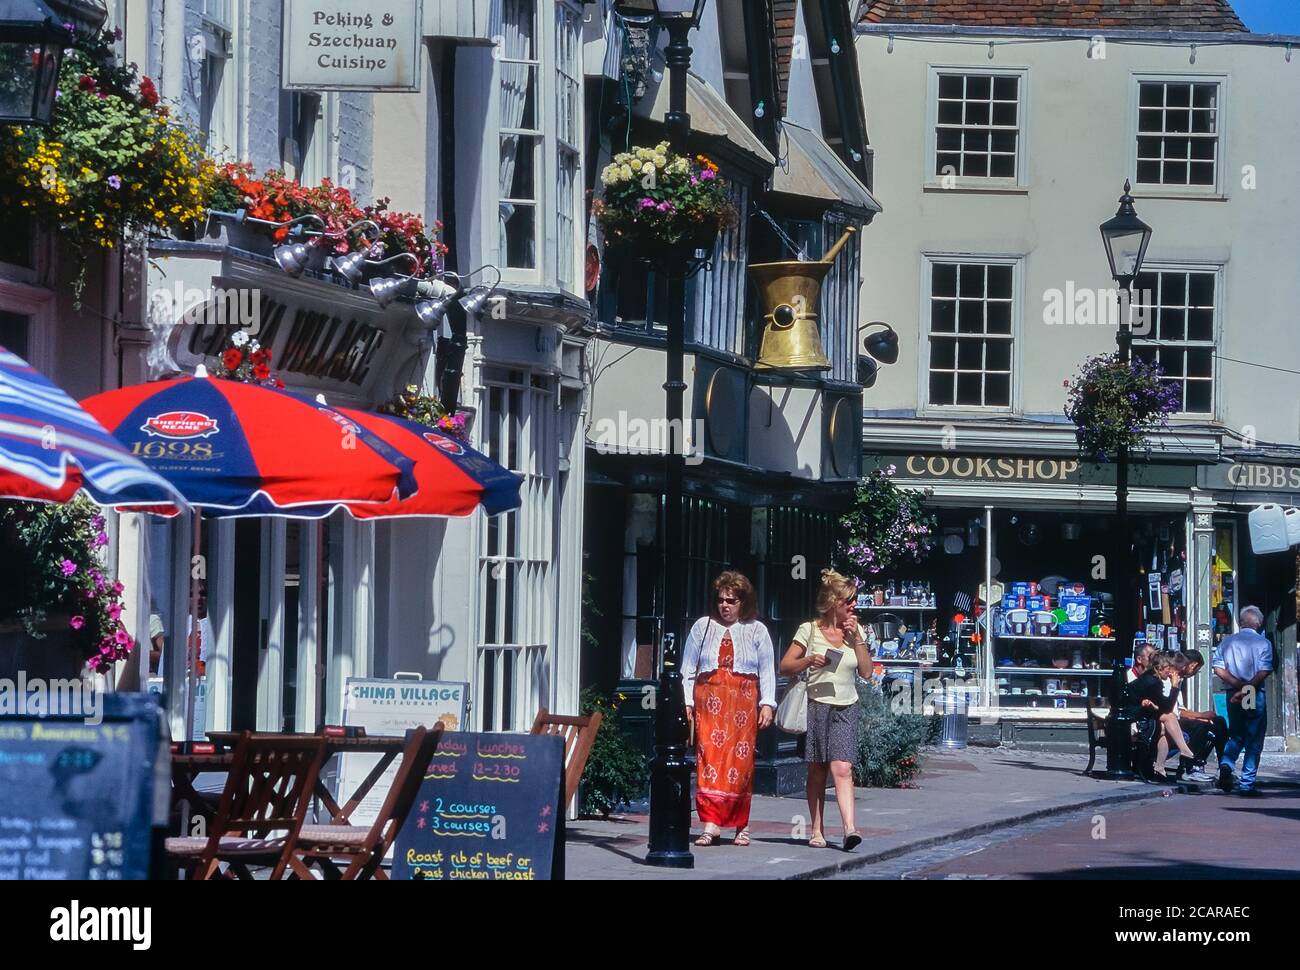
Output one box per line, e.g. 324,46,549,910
773,120,882,216
633,71,776,168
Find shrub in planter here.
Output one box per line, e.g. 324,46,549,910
0,499,134,678
1065,353,1181,463
594,142,737,255
577,688,649,818
852,682,939,789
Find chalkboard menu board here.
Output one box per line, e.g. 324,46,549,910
392,731,565,881
0,693,160,880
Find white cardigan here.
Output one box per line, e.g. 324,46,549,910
680,616,777,710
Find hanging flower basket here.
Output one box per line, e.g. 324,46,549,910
0,499,135,678
1064,354,1181,463
379,385,469,440
594,142,736,262
834,466,937,580
0,25,213,301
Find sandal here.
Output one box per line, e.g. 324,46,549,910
694,830,721,847
808,834,828,849
734,831,751,847
843,830,863,852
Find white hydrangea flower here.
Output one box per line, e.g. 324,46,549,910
230,330,249,347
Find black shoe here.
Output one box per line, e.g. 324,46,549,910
1175,756,1195,782
1232,786,1260,798
1217,765,1235,791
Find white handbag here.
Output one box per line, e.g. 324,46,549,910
776,674,808,734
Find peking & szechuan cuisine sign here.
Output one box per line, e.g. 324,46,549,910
282,0,422,92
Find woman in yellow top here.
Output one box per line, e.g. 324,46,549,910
780,570,872,850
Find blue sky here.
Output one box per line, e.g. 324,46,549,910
1230,0,1300,34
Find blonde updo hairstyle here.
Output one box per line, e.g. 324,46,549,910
816,569,859,623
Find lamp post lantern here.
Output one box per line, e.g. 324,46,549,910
1093,180,1153,781
614,0,709,869
0,0,66,126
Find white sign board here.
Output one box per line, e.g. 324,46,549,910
282,0,422,92
338,677,468,832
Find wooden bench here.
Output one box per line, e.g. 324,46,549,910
1084,698,1158,779
530,708,603,805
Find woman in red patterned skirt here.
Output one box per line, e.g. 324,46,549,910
681,571,776,846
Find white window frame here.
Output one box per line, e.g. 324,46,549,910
489,0,585,295
1130,74,1228,198
196,1,240,159
1130,263,1222,419
918,253,1023,416
925,65,1029,191
472,367,556,732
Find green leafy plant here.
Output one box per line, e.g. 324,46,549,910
578,688,649,818
0,498,134,673
834,466,936,579
1065,353,1181,463
594,142,737,251
378,385,467,439
852,682,939,789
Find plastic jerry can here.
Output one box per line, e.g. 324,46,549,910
1248,504,1289,554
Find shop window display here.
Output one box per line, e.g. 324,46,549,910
861,508,1190,717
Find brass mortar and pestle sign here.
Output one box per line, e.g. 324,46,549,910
748,226,857,372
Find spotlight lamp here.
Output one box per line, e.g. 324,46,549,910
860,322,900,366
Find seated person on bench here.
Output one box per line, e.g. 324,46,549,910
1161,649,1227,779
1124,651,1196,780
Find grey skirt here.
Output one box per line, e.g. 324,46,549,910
805,699,858,763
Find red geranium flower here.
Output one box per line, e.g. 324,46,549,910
78,74,97,92
253,363,271,382
223,348,242,370
250,348,269,366
139,76,159,107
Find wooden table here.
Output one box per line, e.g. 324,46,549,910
173,733,408,825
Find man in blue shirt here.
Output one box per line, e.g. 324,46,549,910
1212,606,1273,796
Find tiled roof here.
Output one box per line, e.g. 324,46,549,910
860,0,1248,32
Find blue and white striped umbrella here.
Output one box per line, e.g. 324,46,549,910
0,346,187,508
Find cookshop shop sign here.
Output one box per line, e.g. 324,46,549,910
282,0,422,91
864,454,1197,489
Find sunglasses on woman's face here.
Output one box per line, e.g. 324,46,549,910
718,596,739,605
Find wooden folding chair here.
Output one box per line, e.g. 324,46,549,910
166,732,326,880
289,724,443,880
530,708,603,805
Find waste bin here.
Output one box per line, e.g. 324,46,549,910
939,688,969,750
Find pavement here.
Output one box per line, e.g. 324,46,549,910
565,748,1300,880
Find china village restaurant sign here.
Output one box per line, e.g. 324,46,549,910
864,454,1197,489
282,0,422,91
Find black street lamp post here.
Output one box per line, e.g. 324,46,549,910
1094,179,1153,780
614,0,708,869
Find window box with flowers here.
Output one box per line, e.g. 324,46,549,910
0,25,213,301
379,385,469,440
205,164,449,279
